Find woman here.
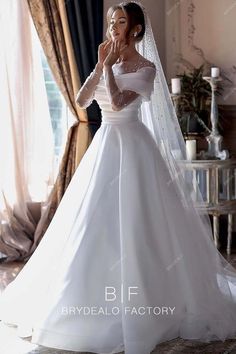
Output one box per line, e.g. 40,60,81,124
1,2,236,354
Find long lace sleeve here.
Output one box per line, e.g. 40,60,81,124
75,63,103,109
104,64,156,111
103,66,140,111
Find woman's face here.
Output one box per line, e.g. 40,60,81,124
109,9,128,43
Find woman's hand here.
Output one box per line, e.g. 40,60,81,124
103,40,128,67
98,40,112,68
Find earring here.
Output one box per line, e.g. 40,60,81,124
133,32,138,37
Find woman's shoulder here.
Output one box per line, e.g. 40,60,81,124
137,55,156,71
112,55,156,79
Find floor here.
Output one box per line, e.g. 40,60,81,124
0,251,236,354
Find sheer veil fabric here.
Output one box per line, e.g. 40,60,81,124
132,0,236,311
118,0,236,346
0,1,236,354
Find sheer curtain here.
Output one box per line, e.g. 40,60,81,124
26,0,93,250
0,0,54,261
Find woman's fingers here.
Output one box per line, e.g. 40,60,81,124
100,40,108,48
104,40,112,52
102,39,127,55
120,44,128,53
116,40,120,52
116,40,125,52
113,40,127,55
104,39,112,47
103,39,127,65
100,39,111,50
114,40,119,54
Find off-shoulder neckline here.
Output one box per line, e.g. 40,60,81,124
111,65,156,76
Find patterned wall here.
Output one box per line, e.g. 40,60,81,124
165,0,236,105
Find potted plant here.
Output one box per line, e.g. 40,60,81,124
174,64,224,136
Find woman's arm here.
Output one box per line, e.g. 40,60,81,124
76,40,112,109
104,65,139,111
75,63,103,109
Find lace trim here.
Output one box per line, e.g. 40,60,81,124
112,66,156,77
112,57,156,75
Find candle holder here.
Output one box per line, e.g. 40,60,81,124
171,93,182,116
171,93,186,129
199,76,229,160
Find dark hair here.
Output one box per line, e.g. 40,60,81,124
106,2,145,43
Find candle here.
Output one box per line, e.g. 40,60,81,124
186,140,197,160
211,67,220,78
171,78,181,94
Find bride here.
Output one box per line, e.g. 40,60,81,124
1,1,236,354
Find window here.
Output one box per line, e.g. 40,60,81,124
40,47,75,177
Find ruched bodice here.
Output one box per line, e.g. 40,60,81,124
94,73,142,125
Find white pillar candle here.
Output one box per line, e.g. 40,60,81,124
171,78,181,94
211,67,220,78
186,140,197,160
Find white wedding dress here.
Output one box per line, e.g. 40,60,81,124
1,64,236,354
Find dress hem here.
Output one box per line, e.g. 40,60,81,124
31,327,124,353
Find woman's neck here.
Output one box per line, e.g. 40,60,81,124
117,44,139,63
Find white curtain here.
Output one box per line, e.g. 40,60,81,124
0,0,54,260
